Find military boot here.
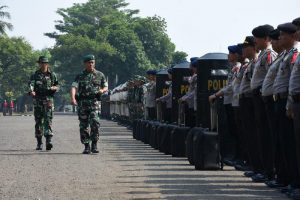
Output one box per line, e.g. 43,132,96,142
91,142,99,153
82,143,91,154
46,136,53,151
36,137,43,150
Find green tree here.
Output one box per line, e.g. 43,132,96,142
132,16,175,66
46,0,186,90
0,5,13,35
0,36,37,99
171,51,188,64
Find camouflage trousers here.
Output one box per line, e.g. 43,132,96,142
34,99,53,138
77,101,100,144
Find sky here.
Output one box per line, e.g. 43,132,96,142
1,0,299,58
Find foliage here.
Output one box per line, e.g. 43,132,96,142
46,0,186,90
0,36,38,99
0,5,13,35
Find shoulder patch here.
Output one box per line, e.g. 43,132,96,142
267,51,272,65
292,51,299,64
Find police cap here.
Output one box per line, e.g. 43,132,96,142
83,54,95,63
190,57,199,62
269,29,280,40
277,22,297,34
146,69,157,75
228,45,243,55
252,24,274,38
190,59,198,68
242,36,255,47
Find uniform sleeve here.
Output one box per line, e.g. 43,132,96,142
101,74,108,88
71,75,79,88
158,90,172,102
52,72,59,86
28,74,35,93
220,80,233,95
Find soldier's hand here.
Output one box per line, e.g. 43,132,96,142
50,86,58,91
99,89,104,94
71,98,77,106
30,91,36,97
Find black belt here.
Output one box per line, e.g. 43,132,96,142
252,87,262,96
273,92,288,102
292,93,300,103
240,92,253,98
262,95,273,103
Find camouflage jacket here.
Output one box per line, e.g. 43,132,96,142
72,69,107,100
29,69,59,100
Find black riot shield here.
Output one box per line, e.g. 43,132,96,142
156,68,171,121
172,61,192,123
196,53,229,129
156,68,170,98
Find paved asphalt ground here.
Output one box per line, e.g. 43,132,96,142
0,114,289,200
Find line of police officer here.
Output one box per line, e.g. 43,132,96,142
209,17,300,199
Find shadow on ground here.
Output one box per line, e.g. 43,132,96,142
100,119,288,200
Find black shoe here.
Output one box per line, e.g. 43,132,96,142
281,184,295,194
244,171,255,177
251,173,268,182
82,143,91,154
36,137,43,150
46,137,53,151
265,180,287,188
91,142,99,153
223,158,235,166
235,163,252,171
289,188,300,199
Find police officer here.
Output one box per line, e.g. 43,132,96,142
231,43,250,170
71,54,108,154
251,24,277,182
145,70,157,120
29,56,59,151
209,44,242,166
238,36,261,178
289,17,300,199
261,29,286,188
273,22,300,195
133,75,146,120
179,59,198,127
156,68,173,123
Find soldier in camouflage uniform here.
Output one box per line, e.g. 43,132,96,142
133,76,146,120
71,55,108,154
127,80,135,124
29,56,59,151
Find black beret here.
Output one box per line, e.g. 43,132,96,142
146,69,157,75
277,22,297,34
269,29,280,40
252,24,274,38
292,17,300,27
242,36,255,47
